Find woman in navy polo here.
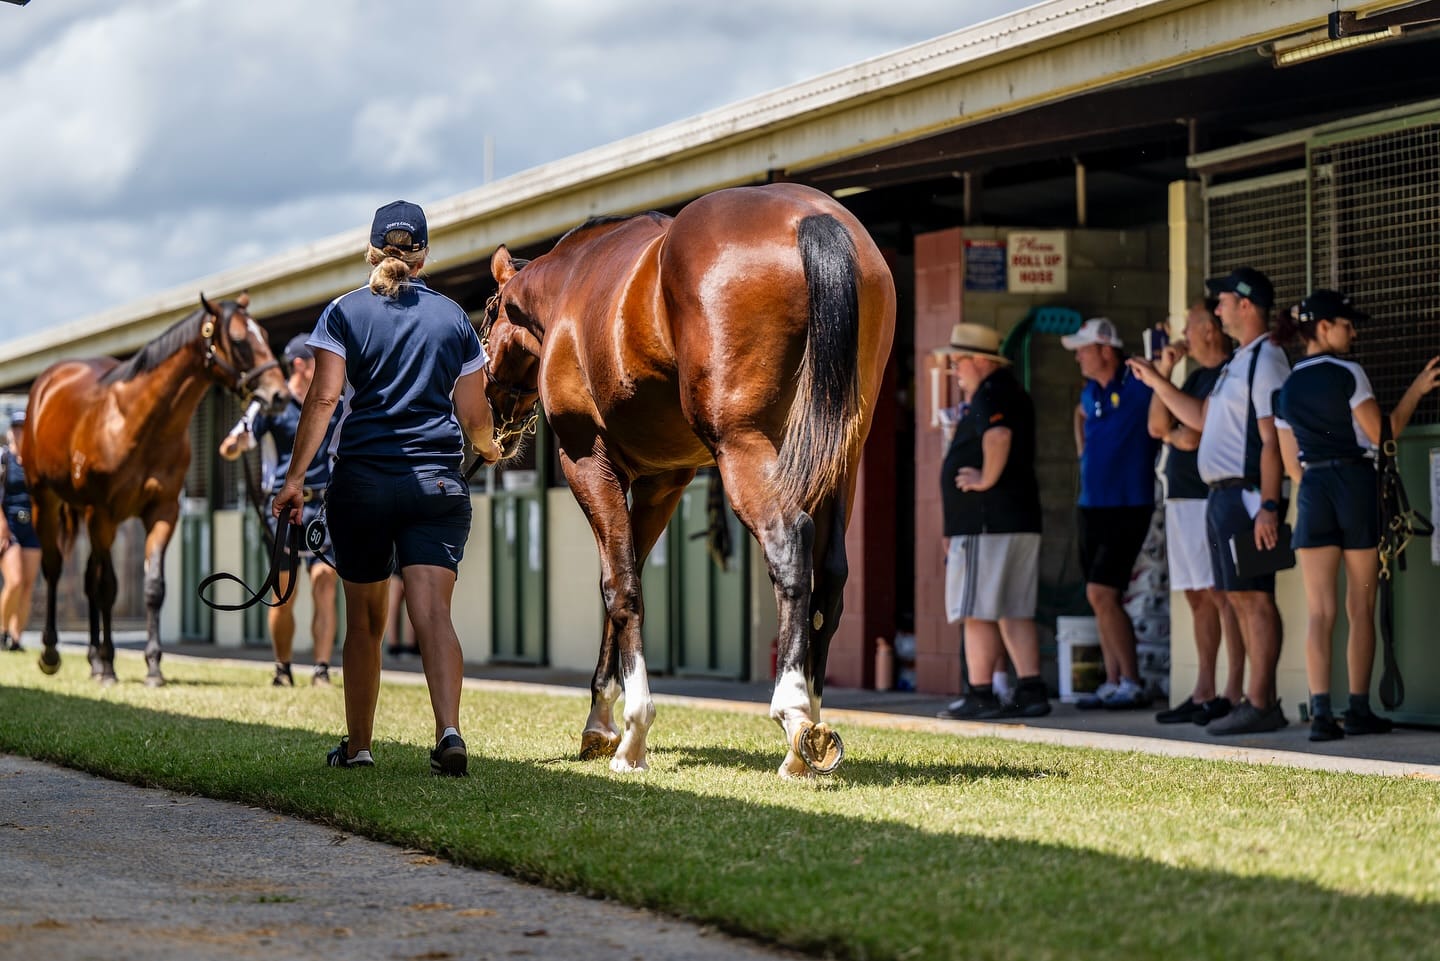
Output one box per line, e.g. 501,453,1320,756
275,200,501,776
1273,290,1440,742
0,411,40,652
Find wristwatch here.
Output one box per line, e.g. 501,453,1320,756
1261,499,1280,513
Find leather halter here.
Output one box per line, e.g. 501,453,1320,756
200,305,279,400
480,292,541,448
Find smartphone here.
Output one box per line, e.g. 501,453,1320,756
1143,324,1169,362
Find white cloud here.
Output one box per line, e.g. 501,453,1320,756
0,0,1034,341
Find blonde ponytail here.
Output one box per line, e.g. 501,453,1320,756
365,228,427,298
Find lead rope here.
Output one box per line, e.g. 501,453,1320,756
197,512,302,611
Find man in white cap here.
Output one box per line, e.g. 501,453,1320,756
1063,317,1158,710
934,323,1050,720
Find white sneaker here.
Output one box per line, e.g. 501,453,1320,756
1075,680,1119,710
1101,676,1150,710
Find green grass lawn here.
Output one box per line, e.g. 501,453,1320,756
2,649,1438,961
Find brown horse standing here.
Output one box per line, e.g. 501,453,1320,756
22,294,290,685
484,183,895,778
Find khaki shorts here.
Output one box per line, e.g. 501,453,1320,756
945,532,1040,623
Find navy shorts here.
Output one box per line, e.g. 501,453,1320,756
1294,462,1379,550
326,461,473,583
1078,505,1153,591
1205,487,1275,593
265,496,333,570
3,505,39,550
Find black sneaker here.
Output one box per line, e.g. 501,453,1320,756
1192,697,1233,726
1343,711,1394,736
272,664,294,687
311,663,332,687
326,735,374,768
3,632,21,652
1208,698,1287,736
1309,714,1344,742
936,691,1004,720
431,733,468,776
1001,681,1053,718
1155,697,1206,724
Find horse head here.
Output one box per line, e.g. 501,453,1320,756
482,246,542,459
198,292,290,415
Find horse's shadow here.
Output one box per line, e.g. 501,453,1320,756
659,743,1059,787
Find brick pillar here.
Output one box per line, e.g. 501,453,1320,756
913,229,964,696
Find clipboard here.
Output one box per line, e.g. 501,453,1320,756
1230,523,1296,578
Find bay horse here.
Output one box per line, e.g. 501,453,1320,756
22,294,290,685
484,183,895,778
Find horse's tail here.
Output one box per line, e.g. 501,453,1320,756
772,214,861,517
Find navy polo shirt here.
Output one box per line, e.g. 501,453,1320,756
0,447,28,512
251,396,340,494
1273,353,1375,462
308,278,487,472
1078,367,1157,508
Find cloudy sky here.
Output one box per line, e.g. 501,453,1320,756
0,0,1034,342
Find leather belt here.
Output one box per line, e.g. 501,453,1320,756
1207,478,1258,491
1303,457,1371,470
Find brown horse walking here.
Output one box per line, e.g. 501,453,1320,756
22,294,290,685
484,183,895,778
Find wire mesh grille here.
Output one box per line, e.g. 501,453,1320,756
1206,174,1309,331
1312,124,1440,419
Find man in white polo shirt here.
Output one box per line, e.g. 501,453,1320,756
1128,267,1291,735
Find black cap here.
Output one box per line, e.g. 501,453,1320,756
1298,289,1369,325
9,410,24,428
1207,267,1275,311
370,200,428,251
283,334,314,365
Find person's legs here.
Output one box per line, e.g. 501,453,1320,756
1296,546,1341,706
401,564,463,742
308,561,338,667
1341,547,1380,697
1086,582,1139,681
338,578,388,755
1186,588,1220,703
0,543,22,643
1227,589,1282,708
997,617,1040,677
268,567,297,666
1215,590,1246,703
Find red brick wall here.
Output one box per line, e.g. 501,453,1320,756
912,229,964,695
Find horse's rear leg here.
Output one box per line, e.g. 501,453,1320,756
33,494,64,676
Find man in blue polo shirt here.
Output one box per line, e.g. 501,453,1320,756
1065,317,1159,709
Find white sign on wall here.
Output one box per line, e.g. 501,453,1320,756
1006,231,1068,293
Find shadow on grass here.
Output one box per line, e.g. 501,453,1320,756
661,742,1049,786
1,686,1437,961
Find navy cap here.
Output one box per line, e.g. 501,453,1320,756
9,409,24,428
1298,289,1369,325
283,334,314,365
1207,267,1275,311
370,200,428,251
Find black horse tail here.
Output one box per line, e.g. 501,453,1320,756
773,214,861,517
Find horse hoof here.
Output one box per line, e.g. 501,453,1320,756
37,649,61,675
609,755,650,774
145,674,166,689
791,722,844,775
579,729,620,760
96,674,118,688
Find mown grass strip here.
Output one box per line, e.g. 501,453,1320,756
1,650,1437,961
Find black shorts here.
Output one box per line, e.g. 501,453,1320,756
1078,505,1153,591
3,505,38,550
1205,487,1275,593
1294,462,1379,551
326,461,473,583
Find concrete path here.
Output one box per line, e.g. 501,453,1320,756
0,755,799,961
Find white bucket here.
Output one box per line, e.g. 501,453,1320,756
1056,615,1103,703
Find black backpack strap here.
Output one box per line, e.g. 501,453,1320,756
196,512,301,611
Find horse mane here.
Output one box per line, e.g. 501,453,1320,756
99,307,207,385
556,210,669,247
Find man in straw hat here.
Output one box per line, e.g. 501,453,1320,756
933,323,1051,720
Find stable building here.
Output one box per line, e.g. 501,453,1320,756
4,0,1440,723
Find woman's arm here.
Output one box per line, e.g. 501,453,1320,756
273,349,345,523
454,368,502,465
1276,424,1302,487
1390,357,1440,437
